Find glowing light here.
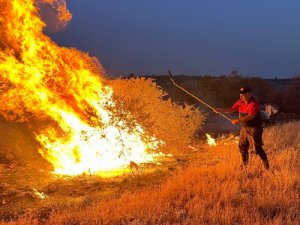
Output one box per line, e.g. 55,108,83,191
206,134,217,146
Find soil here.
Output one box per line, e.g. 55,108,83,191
0,148,205,222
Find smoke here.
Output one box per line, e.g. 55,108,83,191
36,0,72,32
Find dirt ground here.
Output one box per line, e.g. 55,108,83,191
0,142,213,222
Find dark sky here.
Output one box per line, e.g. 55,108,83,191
49,0,300,78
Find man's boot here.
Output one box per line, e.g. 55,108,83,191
240,152,249,169
262,160,270,170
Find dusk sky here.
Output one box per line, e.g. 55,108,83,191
49,0,300,78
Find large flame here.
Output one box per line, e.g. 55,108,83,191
0,0,161,176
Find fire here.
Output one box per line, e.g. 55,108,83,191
0,0,161,176
206,134,217,146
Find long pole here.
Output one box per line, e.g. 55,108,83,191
168,70,232,122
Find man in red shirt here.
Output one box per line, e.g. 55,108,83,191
215,86,269,169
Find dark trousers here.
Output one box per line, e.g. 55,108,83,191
238,126,269,167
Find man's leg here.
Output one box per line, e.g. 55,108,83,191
255,146,269,169
239,127,249,167
253,127,270,169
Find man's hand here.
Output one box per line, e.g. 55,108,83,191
231,119,239,125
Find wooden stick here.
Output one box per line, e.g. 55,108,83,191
168,70,232,122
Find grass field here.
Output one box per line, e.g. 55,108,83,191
1,121,299,224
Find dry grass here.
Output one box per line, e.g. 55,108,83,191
2,121,300,225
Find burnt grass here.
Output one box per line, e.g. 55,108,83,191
0,148,197,222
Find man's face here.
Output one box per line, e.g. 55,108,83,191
240,92,251,102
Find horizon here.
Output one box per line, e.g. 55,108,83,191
119,73,295,80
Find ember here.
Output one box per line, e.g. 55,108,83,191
0,0,161,176
206,134,217,146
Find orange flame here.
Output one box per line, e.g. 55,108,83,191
0,0,161,176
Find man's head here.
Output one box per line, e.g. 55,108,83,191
239,86,252,102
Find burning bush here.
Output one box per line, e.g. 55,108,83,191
0,0,205,176
109,77,205,153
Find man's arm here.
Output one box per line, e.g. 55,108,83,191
215,99,240,114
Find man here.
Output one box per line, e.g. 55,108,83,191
214,86,270,169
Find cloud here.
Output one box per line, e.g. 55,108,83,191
36,0,72,32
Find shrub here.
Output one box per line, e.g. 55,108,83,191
108,77,205,153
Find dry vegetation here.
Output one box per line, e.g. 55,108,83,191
108,77,205,153
2,121,299,225
278,76,300,113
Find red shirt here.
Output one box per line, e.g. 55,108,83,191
232,96,261,127
232,97,261,115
